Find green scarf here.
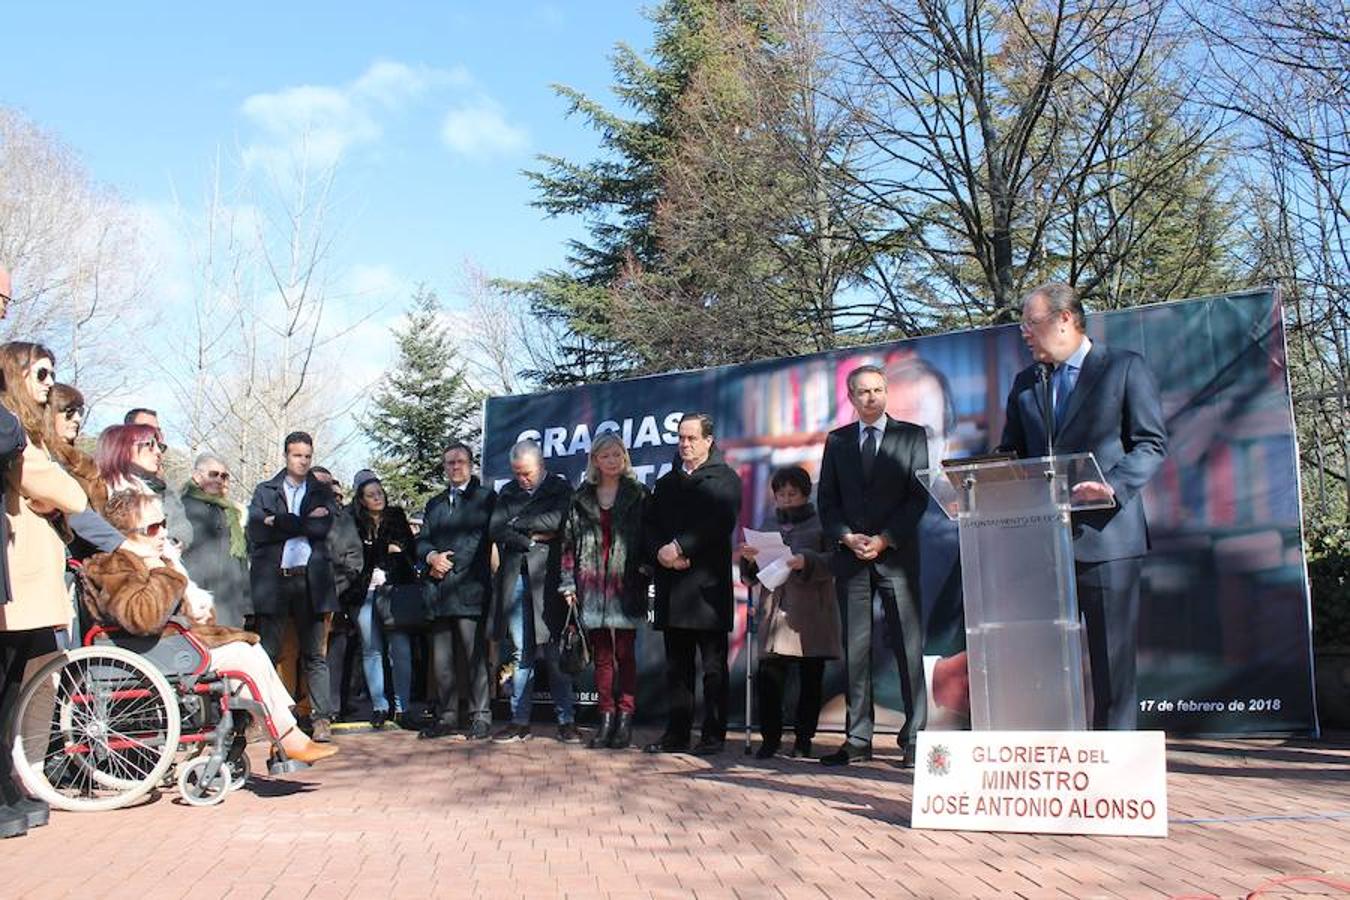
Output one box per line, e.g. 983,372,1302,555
183,482,247,560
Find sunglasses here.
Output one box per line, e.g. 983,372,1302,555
204,469,231,481
134,439,168,453
134,519,168,537
62,406,85,421
34,366,55,384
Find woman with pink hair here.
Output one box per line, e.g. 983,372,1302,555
95,424,193,548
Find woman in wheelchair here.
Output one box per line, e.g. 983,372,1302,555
82,490,338,766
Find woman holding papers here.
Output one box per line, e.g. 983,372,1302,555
738,466,841,759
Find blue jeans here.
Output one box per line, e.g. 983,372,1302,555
508,575,574,725
356,590,413,713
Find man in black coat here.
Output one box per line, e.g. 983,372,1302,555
489,440,575,743
246,431,340,741
998,282,1167,730
818,364,929,767
644,413,743,756
418,442,496,740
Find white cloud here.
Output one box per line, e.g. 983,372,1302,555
440,99,529,158
239,59,473,172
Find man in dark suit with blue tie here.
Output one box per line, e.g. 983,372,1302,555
818,365,929,766
998,283,1168,730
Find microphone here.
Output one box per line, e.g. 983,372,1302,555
1036,362,1055,458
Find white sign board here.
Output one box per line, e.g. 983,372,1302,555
911,731,1168,837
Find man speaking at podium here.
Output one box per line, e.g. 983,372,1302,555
998,283,1167,730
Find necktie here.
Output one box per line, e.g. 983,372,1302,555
450,487,460,509
1053,364,1074,430
861,425,878,481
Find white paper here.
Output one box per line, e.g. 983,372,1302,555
757,557,793,591
742,528,791,567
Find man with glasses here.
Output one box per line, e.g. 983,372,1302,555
998,282,1167,730
181,453,252,629
418,442,496,740
247,431,341,742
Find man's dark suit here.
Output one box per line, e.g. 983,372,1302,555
247,470,340,719
998,341,1167,729
818,417,929,749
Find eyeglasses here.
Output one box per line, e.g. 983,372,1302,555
134,519,168,537
1020,312,1060,330
62,406,85,421
34,366,55,384
134,439,168,453
203,469,231,481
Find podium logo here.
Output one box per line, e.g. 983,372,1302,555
926,743,952,776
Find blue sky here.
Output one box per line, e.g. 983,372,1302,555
5,3,657,461
6,2,650,296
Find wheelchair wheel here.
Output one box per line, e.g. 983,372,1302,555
9,646,181,812
177,755,232,807
224,751,250,791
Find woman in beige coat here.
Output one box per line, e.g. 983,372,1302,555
738,466,841,759
0,340,91,838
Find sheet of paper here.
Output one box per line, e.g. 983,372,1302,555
742,528,791,567
757,557,793,591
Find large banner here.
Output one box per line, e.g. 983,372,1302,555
483,289,1317,735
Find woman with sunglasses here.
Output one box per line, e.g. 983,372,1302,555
42,384,125,634
82,490,338,766
0,342,95,837
94,423,194,549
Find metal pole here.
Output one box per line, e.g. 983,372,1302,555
745,586,756,755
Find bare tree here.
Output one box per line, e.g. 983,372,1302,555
834,0,1227,327
454,259,531,396
160,146,382,487
1195,0,1349,522
0,106,151,401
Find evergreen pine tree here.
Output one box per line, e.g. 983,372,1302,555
364,286,480,510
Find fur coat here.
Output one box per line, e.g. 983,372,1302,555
82,547,257,649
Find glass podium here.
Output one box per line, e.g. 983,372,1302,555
919,453,1114,731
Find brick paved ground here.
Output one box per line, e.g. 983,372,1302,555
4,728,1349,899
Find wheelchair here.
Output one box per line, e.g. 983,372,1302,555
7,619,309,811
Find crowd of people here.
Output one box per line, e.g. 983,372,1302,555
1,261,1167,841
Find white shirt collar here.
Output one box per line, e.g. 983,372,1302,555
859,413,889,436
1061,335,1092,370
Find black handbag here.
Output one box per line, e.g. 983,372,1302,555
557,603,591,675
374,581,432,632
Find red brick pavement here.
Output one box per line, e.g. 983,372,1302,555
3,730,1349,899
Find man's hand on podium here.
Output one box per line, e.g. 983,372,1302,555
1070,481,1116,504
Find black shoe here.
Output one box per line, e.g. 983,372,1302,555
396,712,421,732
0,784,47,829
557,722,583,744
643,734,690,754
418,720,458,740
493,723,531,744
755,739,781,760
791,737,813,758
0,805,27,839
588,712,616,749
466,720,492,741
311,718,333,743
608,712,634,749
370,709,390,730
692,736,726,756
820,742,872,766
